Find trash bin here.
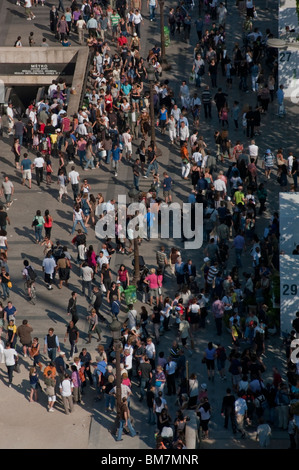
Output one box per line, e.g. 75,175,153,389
124,285,137,305
164,26,170,47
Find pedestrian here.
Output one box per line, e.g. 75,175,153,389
116,396,137,441
3,341,18,387
33,152,45,187
1,176,14,209
44,328,60,361
203,342,217,382
71,204,88,235
221,388,237,432
44,369,57,412
42,251,56,290
59,373,74,414
234,391,247,438
16,319,33,357
197,397,211,439
86,308,102,343
28,366,39,402
64,320,79,360
24,0,36,20
21,153,33,189
256,418,271,448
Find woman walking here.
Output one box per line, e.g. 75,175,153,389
32,210,45,244
43,209,53,239
71,204,88,235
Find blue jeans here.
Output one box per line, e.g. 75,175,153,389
84,158,95,170
149,5,156,19
146,161,158,177
116,418,136,441
71,219,87,235
105,394,115,410
2,282,10,299
148,407,155,424
35,226,43,242
82,280,92,300
78,150,87,166
140,378,149,398
105,149,112,164
134,175,140,191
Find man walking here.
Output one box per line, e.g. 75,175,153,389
1,176,14,208
33,152,45,187
68,166,80,202
3,342,18,387
235,391,248,438
21,153,33,189
221,388,237,433
59,373,74,415
44,327,60,361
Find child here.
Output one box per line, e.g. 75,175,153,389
46,157,53,184
29,366,39,402
32,131,39,151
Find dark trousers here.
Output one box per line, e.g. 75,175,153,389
35,167,43,186
166,373,176,395
204,103,212,118
71,183,79,201
7,365,14,384
224,407,237,431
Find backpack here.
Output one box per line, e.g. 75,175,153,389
84,4,91,15
27,266,37,281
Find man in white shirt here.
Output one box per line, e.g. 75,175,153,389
96,251,109,271
192,149,203,166
214,176,227,197
3,342,18,387
68,166,80,201
29,107,37,130
179,121,189,145
6,103,14,135
170,104,181,123
33,152,45,186
248,139,258,162
122,128,133,160
179,81,190,109
145,337,156,371
59,373,74,414
235,394,248,438
80,261,94,300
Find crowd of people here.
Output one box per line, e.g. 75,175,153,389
0,0,298,451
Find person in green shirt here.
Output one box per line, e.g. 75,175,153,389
233,186,245,206
111,10,121,40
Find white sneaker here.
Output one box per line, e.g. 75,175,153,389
69,161,74,164
27,17,32,20
32,15,36,18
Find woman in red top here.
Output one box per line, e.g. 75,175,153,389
43,209,53,239
117,264,129,290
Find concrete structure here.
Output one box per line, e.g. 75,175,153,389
0,47,90,115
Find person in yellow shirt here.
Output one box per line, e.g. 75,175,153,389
233,185,245,205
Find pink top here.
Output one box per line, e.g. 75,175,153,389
145,273,159,289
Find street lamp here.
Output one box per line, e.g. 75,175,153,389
109,318,122,436
159,0,171,70
146,63,156,146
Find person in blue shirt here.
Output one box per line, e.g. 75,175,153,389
111,296,121,317
145,207,155,240
112,143,122,176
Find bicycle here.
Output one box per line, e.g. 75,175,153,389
24,281,37,305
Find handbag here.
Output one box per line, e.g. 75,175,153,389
7,281,12,289
201,357,206,364
32,218,38,227
14,361,21,373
